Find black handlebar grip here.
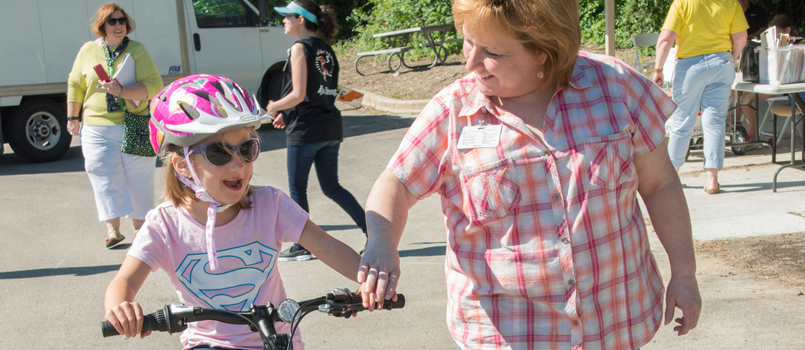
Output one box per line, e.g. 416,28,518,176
385,294,405,309
101,309,169,337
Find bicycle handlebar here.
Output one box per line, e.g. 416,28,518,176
101,289,405,338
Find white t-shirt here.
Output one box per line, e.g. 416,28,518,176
129,186,309,350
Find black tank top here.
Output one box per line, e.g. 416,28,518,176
280,36,342,145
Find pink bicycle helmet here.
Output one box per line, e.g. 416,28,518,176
148,74,270,271
149,74,270,154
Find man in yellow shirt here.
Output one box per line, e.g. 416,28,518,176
652,0,748,194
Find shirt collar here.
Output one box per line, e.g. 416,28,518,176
458,54,592,119
567,53,593,90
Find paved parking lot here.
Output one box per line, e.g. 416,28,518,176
1,108,804,349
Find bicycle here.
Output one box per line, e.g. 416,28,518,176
100,288,405,350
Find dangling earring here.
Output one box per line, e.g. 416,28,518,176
538,71,544,79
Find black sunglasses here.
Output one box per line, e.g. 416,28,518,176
188,138,261,166
106,17,127,26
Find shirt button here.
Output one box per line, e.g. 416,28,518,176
543,150,550,157
561,237,569,244
568,279,575,286
572,320,579,326
553,193,561,201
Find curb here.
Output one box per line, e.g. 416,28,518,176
360,91,429,115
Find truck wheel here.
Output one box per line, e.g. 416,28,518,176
264,70,284,104
7,98,71,163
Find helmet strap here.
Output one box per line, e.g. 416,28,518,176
176,146,233,271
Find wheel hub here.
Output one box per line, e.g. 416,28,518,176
32,120,51,140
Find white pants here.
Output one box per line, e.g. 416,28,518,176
81,125,155,221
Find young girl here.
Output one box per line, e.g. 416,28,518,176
103,74,365,349
267,0,367,261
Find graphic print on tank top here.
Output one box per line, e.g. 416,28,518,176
176,241,277,311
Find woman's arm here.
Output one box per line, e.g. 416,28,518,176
66,102,82,136
104,256,152,338
359,169,419,310
267,43,307,117
652,29,678,87
100,81,148,101
633,139,701,336
731,30,748,61
297,219,362,282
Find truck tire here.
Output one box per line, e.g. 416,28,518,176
264,70,284,104
7,98,71,163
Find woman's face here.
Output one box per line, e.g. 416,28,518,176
282,14,303,36
462,23,546,100
186,127,254,206
103,10,127,42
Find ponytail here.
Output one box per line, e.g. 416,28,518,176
295,0,338,43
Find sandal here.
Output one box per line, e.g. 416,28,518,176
704,183,721,194
105,229,126,248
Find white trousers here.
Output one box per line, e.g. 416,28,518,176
81,125,155,221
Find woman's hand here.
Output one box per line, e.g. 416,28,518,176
104,300,151,338
652,71,664,88
272,113,286,129
664,274,701,336
358,243,401,311
99,80,123,97
67,120,80,136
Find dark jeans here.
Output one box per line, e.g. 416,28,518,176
287,140,366,250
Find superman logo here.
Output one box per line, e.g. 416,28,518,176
176,241,277,311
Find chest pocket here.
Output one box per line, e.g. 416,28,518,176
460,158,520,220
581,132,636,190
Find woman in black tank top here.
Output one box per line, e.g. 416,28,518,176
267,0,368,262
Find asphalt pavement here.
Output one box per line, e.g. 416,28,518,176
1,105,804,349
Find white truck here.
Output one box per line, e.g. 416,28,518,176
0,0,295,162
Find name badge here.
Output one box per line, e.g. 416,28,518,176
457,125,502,149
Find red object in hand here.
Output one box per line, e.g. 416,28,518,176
93,64,111,83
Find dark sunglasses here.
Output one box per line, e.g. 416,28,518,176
284,14,300,19
106,17,127,26
188,138,261,166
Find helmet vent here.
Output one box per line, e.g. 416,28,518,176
194,91,212,102
177,101,200,120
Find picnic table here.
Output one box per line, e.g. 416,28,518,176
355,23,462,76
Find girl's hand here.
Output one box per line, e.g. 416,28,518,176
105,301,151,338
359,281,397,312
99,80,123,97
273,113,286,129
67,120,80,136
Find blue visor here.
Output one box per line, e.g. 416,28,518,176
274,1,317,24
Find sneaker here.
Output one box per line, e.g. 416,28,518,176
278,246,313,262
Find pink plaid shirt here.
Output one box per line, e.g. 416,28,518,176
388,52,677,350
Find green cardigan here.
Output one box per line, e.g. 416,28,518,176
67,39,163,126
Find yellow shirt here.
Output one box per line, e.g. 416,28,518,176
67,39,163,126
662,0,749,58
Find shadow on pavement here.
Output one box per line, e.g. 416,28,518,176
0,114,412,176
257,114,414,153
319,224,361,232
0,145,85,175
0,264,121,280
399,245,445,258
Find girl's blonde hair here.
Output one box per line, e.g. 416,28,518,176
452,0,581,89
161,128,260,210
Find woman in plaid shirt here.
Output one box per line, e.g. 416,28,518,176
359,0,701,349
